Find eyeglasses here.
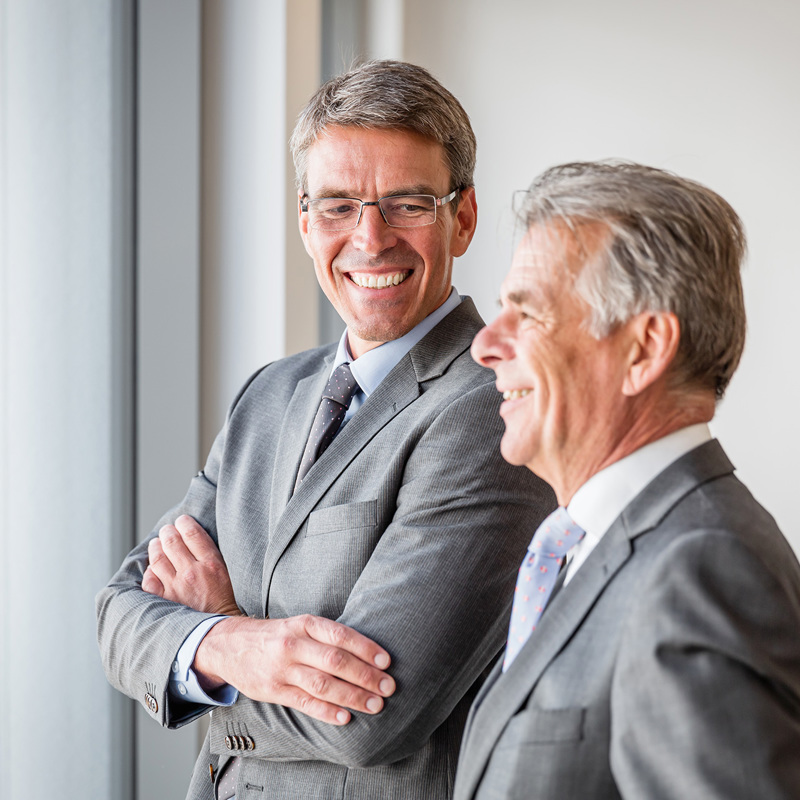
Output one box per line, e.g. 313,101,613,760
300,189,460,231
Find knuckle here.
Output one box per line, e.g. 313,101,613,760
309,673,330,697
279,635,296,656
327,624,348,646
322,647,345,672
296,693,315,713
357,666,374,688
160,528,177,545
182,567,198,587
297,613,316,631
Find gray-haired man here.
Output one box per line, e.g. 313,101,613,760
96,60,554,800
455,161,800,799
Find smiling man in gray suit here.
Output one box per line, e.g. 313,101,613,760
96,60,553,800
455,161,800,799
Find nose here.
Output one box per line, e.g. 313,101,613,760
471,313,513,368
350,203,399,256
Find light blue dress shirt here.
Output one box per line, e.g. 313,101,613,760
168,289,463,709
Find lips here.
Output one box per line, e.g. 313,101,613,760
348,271,410,289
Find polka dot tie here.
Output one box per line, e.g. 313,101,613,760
502,507,585,672
294,362,360,490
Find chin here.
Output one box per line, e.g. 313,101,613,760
499,438,527,468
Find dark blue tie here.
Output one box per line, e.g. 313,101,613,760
295,363,360,490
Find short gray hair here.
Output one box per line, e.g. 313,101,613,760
290,60,476,195
517,161,747,398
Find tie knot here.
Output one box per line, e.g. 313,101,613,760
322,363,360,408
528,507,585,558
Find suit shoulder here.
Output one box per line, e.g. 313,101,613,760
229,343,336,412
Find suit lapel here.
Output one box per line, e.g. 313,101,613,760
267,365,333,530
457,525,632,797
457,439,737,798
260,298,485,613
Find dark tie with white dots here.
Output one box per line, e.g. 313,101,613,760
294,362,360,491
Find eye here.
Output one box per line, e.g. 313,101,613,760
314,199,360,218
383,196,435,217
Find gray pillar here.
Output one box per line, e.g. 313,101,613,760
136,1,204,797
0,1,136,798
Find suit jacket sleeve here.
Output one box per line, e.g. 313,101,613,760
95,369,263,728
610,529,800,799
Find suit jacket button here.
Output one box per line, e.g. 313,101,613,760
245,736,255,750
235,735,245,750
144,693,158,713
224,735,233,750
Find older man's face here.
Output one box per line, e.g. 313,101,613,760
471,222,633,492
299,126,477,358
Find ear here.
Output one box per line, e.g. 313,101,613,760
298,193,313,256
622,312,680,397
449,186,478,257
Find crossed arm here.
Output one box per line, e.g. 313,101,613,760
143,514,395,726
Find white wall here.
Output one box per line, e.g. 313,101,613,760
402,0,799,548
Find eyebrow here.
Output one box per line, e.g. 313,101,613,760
504,288,538,308
309,184,441,200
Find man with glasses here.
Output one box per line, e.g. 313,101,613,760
97,60,554,800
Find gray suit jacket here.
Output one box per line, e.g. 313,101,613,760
455,439,800,800
96,298,555,800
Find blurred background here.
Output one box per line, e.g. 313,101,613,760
1,0,798,797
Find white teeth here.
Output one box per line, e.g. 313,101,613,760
502,389,531,400
351,271,409,289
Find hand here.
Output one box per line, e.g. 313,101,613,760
194,614,395,726
142,514,240,616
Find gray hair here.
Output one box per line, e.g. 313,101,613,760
290,59,476,196
517,161,747,398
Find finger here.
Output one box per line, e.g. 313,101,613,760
141,565,165,597
148,536,176,581
288,664,387,715
280,685,353,726
158,523,199,572
293,632,396,699
302,615,394,679
174,515,222,563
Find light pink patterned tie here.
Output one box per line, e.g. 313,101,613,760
503,507,585,671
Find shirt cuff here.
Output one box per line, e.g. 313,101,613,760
169,616,239,706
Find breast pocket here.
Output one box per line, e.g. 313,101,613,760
498,706,586,748
306,500,378,537
275,500,381,618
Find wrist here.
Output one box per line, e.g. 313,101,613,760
193,616,239,690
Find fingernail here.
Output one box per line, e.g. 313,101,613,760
374,653,390,669
379,678,394,695
336,710,349,724
366,697,383,713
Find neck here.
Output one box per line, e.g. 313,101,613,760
548,390,714,506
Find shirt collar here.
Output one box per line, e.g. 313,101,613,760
567,423,712,541
331,287,462,396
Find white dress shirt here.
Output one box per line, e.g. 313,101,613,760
564,423,712,585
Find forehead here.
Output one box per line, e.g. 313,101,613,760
305,125,451,195
501,221,607,301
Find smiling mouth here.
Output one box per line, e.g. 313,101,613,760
502,389,531,400
349,271,410,289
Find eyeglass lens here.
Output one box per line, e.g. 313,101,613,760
308,195,438,230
